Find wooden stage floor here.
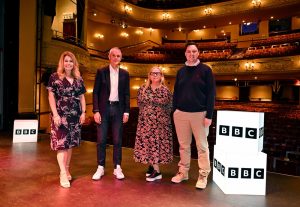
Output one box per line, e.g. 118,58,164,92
0,132,299,207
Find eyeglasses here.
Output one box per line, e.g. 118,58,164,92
150,72,162,76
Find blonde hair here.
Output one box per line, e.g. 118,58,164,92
57,51,81,79
142,66,165,94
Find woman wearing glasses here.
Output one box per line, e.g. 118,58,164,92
134,66,173,182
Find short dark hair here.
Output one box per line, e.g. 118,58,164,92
185,42,198,50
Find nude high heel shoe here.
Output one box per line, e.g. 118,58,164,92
60,172,71,188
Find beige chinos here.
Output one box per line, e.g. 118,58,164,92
173,109,211,177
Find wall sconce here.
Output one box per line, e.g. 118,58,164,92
245,62,255,70
120,32,129,37
120,21,128,29
95,33,104,39
124,4,132,14
162,12,170,21
252,0,261,8
204,6,213,16
135,29,143,35
149,27,153,35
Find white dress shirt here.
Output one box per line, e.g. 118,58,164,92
109,65,119,101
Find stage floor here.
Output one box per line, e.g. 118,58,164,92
0,132,299,207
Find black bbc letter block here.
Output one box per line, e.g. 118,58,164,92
23,129,29,135
219,125,230,136
30,129,36,134
245,128,257,139
241,168,252,179
232,126,243,137
214,158,218,169
228,168,239,178
16,129,22,135
254,169,264,179
221,165,225,176
217,161,222,172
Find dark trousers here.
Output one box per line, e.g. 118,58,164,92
96,104,123,168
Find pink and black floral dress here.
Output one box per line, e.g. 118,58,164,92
134,85,173,164
47,73,86,150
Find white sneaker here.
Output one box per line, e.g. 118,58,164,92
92,165,104,180
113,165,125,180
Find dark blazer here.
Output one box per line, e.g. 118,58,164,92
92,66,130,116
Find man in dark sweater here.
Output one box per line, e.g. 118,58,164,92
171,42,216,189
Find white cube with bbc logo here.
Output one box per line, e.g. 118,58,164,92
13,120,38,143
216,110,264,153
213,145,267,195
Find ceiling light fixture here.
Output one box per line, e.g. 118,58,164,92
124,4,132,14
162,12,170,21
252,0,261,8
204,6,213,16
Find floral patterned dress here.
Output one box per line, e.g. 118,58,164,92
134,85,173,164
47,73,86,151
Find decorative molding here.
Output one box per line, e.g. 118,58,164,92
89,0,300,26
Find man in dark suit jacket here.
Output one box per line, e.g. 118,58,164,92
92,47,130,180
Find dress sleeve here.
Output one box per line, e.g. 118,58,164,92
47,73,56,92
78,77,87,95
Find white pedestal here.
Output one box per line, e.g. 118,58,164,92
213,110,266,195
13,120,38,143
213,145,267,195
216,110,264,153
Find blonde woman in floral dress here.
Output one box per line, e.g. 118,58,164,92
134,66,173,182
47,51,86,188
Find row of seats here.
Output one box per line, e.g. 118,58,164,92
159,41,237,50
251,32,300,47
199,50,232,61
123,42,299,63
244,44,299,59
126,49,233,63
